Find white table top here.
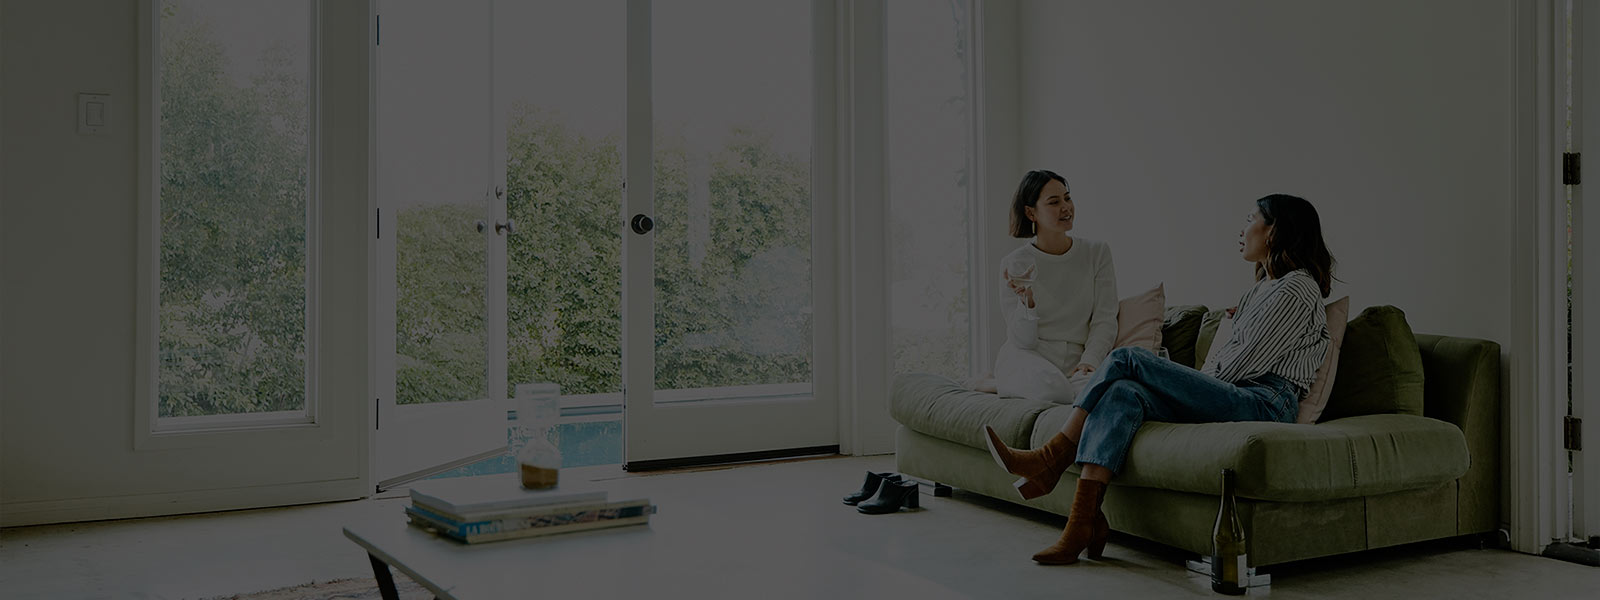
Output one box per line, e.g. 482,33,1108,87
344,465,973,600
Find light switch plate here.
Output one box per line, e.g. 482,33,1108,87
78,93,110,135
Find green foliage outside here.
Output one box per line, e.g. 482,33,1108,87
649,128,813,391
396,114,815,402
502,107,624,399
159,3,308,416
419,112,812,402
395,204,488,404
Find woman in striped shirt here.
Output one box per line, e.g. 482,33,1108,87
983,193,1335,565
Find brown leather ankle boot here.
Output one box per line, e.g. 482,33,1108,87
982,426,1077,500
1031,478,1111,565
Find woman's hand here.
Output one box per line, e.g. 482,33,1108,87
1004,268,1036,308
1069,363,1095,377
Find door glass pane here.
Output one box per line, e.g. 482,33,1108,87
382,0,491,406
651,1,814,397
888,0,972,381
500,0,626,467
500,0,624,400
158,0,311,417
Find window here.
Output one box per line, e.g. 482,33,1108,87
154,0,314,422
888,0,974,381
651,0,815,393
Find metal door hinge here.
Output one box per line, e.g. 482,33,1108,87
1565,152,1581,186
1566,415,1582,451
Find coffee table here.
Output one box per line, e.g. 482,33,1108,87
344,466,967,600
345,513,667,599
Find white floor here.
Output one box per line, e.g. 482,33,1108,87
1,455,1597,599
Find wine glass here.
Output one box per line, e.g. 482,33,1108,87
1002,253,1037,297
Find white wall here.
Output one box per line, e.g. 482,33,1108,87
1010,0,1514,345
2,0,147,502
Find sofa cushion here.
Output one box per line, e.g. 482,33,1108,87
1162,304,1209,367
1316,415,1470,493
891,373,1053,450
1031,406,1468,502
1320,305,1425,422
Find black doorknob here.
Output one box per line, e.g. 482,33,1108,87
631,214,654,235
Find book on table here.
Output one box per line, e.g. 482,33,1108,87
407,473,608,523
405,497,658,544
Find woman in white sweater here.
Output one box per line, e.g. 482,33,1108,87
982,170,1119,405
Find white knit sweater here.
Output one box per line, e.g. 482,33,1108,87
1000,237,1120,369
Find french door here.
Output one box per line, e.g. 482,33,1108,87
621,0,837,469
376,0,505,486
376,0,836,481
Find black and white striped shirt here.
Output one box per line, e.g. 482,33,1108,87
1201,269,1330,393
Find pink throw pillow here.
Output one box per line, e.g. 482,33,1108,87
1298,296,1350,424
1115,283,1165,352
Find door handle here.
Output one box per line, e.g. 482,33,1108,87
631,214,654,235
478,220,515,234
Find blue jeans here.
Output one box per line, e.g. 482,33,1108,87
1073,347,1301,475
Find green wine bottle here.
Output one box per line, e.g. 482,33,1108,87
1211,468,1247,595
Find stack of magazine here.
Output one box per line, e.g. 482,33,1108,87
405,474,657,544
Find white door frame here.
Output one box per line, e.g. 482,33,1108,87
1574,0,1600,545
1510,0,1577,554
835,0,891,456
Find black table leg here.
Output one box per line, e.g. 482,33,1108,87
368,553,402,600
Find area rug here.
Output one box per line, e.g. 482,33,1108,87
201,577,433,600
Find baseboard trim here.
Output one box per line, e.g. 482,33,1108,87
623,445,840,472
1,478,367,527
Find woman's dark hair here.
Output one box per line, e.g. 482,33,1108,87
1009,170,1069,238
1254,194,1335,297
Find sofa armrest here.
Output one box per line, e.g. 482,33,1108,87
1413,333,1501,535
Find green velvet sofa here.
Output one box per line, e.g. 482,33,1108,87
890,305,1501,567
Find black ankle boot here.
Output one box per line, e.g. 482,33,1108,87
857,479,920,514
843,471,902,505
